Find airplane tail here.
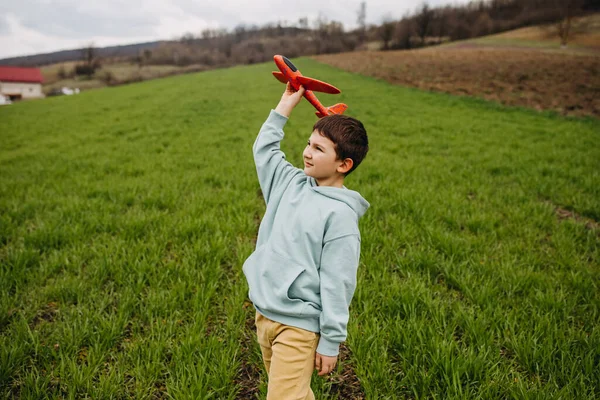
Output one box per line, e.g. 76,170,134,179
316,103,348,118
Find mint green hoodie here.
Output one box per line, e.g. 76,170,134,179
242,110,369,357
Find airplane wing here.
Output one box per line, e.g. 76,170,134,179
272,71,288,83
296,76,341,94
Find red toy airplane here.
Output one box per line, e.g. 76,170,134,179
272,55,347,118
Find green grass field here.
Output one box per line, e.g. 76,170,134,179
1,58,599,399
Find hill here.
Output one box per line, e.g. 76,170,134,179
314,14,600,119
0,26,312,68
463,13,600,51
0,41,165,67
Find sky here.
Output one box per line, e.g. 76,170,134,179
0,0,469,59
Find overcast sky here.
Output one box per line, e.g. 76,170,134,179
0,0,469,59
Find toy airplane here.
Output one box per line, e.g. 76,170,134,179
272,55,347,118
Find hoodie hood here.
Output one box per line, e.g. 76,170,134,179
307,176,370,219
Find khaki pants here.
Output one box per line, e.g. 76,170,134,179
255,311,320,400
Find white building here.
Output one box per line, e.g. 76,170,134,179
0,66,45,100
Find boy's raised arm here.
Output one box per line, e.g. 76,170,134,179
252,83,305,204
274,82,305,119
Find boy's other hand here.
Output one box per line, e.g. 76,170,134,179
315,352,337,376
275,82,305,118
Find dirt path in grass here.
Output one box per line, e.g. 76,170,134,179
313,47,600,118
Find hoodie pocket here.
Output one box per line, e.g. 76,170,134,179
245,248,314,318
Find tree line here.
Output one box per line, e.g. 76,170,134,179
68,0,596,81
377,0,596,50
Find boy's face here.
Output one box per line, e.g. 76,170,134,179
303,130,344,181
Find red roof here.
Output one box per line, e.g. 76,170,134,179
0,66,44,83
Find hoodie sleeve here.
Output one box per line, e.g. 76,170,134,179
316,233,361,357
253,110,300,204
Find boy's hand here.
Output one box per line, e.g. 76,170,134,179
274,82,305,118
315,352,337,376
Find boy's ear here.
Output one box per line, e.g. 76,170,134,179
337,158,353,174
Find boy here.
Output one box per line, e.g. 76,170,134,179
242,82,369,399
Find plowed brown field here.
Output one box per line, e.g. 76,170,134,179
314,47,600,118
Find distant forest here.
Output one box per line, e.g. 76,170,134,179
1,0,597,69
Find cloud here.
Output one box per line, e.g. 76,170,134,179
0,13,81,58
0,0,233,58
0,13,156,58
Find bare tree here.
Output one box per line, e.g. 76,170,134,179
431,6,451,43
357,1,367,43
473,11,494,37
57,65,67,79
555,0,584,47
215,28,229,38
135,48,153,68
76,42,100,77
313,14,329,54
234,24,247,43
414,2,434,45
180,32,195,46
393,17,414,49
81,43,96,68
298,17,309,30
379,18,395,50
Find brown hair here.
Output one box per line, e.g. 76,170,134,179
313,114,369,176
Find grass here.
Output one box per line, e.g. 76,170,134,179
466,37,597,55
1,58,599,399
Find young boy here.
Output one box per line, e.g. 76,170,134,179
242,82,369,399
